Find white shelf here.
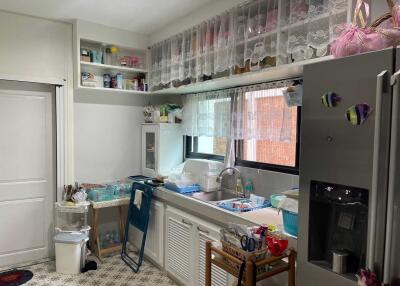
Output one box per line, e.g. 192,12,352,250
78,85,150,95
80,61,148,73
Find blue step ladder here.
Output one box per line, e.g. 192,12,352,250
121,182,153,272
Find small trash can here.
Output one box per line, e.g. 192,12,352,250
54,233,88,274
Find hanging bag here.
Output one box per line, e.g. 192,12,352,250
331,0,400,57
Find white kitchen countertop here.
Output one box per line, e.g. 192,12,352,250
236,207,283,226
154,187,297,249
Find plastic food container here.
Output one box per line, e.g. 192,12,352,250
270,194,287,208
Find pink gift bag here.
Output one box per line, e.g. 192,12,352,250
331,0,400,57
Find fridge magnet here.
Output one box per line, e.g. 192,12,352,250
345,103,373,126
321,92,341,107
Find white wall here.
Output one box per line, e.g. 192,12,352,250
74,103,143,182
0,10,74,183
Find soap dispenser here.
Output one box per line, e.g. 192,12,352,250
236,178,244,198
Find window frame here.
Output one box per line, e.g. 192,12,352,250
184,90,301,175
185,136,225,162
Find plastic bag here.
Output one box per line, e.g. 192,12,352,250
331,24,400,57
278,198,298,214
331,0,400,58
165,162,196,188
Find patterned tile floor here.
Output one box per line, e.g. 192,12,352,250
20,254,177,286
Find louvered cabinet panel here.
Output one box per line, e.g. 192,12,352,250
166,210,194,286
197,227,229,286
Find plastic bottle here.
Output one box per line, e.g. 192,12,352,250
236,178,244,197
244,178,254,197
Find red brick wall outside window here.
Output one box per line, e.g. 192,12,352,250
243,95,297,167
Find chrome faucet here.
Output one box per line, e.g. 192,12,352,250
216,167,246,198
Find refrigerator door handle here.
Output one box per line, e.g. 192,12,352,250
367,70,388,270
382,70,400,285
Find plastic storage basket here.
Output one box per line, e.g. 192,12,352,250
86,183,132,202
282,210,298,237
164,182,201,194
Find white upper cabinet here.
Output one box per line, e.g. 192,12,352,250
141,123,183,177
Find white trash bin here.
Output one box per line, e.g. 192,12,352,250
54,233,88,274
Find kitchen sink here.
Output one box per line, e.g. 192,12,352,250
190,190,238,202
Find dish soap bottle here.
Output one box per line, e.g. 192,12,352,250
236,178,244,198
244,178,254,198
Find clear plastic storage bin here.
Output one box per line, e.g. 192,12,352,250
55,202,90,233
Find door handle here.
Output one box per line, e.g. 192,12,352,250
368,70,388,270
382,70,400,284
197,226,210,235
181,219,193,226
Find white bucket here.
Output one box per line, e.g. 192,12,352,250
54,233,88,274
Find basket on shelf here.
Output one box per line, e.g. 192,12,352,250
331,0,400,57
221,240,269,274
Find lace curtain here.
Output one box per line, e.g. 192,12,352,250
182,80,296,167
150,0,349,90
284,0,349,61
182,90,232,138
182,80,294,141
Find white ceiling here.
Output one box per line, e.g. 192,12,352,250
0,0,215,34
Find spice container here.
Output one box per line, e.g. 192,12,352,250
110,46,119,66
103,74,111,88
111,76,117,88
104,47,112,65
80,48,91,62
116,73,123,89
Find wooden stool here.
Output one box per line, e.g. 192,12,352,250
90,198,129,261
205,241,296,286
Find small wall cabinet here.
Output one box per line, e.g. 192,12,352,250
165,206,229,286
141,123,183,177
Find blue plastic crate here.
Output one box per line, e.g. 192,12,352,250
87,188,114,202
282,210,298,237
164,182,201,194
217,199,271,213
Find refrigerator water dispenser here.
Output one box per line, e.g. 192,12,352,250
308,181,369,278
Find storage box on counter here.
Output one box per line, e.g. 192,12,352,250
183,159,224,192
83,181,132,202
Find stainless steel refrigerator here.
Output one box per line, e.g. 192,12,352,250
298,48,400,286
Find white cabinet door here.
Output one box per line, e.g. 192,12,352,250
144,200,164,267
166,207,195,286
141,124,159,177
196,222,229,286
130,200,164,268
158,124,183,175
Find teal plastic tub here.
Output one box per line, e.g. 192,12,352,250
282,210,298,237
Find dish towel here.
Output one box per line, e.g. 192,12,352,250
134,190,143,209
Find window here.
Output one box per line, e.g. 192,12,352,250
184,84,300,174
185,136,226,161
236,88,300,174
